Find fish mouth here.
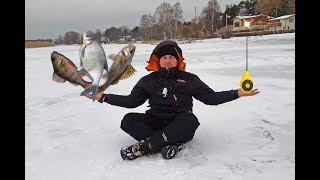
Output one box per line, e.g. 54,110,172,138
51,51,58,60
122,49,135,57
52,56,65,69
125,44,136,52
124,45,136,56
83,32,94,44
51,52,61,65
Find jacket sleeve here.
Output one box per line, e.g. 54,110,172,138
191,75,239,106
104,77,150,108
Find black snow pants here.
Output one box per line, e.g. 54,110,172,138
120,112,200,152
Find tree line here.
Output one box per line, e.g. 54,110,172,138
50,0,294,45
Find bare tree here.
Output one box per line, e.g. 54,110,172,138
189,19,205,38
254,0,295,17
199,0,221,37
154,2,183,39
154,2,172,39
255,0,276,16
140,14,156,40
179,24,192,38
173,3,184,37
64,31,81,45
288,0,295,13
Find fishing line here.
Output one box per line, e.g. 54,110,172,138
240,36,254,92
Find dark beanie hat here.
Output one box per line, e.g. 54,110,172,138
156,45,180,60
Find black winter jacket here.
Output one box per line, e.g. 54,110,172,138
103,67,239,117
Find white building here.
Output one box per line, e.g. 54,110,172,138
269,14,295,31
232,14,271,32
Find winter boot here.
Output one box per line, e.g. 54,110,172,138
120,139,153,160
160,143,185,159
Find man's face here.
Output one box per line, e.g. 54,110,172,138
159,55,178,69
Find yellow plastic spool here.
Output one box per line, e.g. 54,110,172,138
240,70,254,93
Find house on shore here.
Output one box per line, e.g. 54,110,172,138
232,14,273,32
268,14,295,31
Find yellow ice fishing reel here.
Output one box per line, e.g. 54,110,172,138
240,70,253,92
239,36,254,93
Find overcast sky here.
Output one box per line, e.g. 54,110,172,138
26,0,241,40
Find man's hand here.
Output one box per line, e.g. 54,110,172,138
237,88,260,97
83,91,104,101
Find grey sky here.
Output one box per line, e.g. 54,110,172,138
26,0,241,40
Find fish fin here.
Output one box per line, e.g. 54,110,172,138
107,54,117,61
80,45,86,66
110,78,120,85
110,65,135,86
52,73,67,83
118,65,136,81
104,61,108,72
78,68,93,82
101,71,108,79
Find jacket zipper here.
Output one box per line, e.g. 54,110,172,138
167,69,178,105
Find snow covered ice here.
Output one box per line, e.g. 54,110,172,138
26,33,295,180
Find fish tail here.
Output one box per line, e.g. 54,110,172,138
80,84,98,102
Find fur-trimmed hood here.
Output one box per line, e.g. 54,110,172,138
145,40,186,71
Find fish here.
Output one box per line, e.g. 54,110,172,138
50,51,91,89
50,44,136,94
97,43,136,92
79,32,108,101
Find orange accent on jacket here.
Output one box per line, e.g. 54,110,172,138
145,46,186,72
